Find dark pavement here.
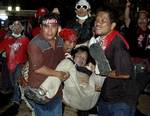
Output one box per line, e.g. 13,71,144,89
0,91,32,116
0,91,150,116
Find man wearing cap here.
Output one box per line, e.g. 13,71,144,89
26,13,69,116
31,7,49,37
66,0,94,45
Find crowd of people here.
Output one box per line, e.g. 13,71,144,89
0,0,150,116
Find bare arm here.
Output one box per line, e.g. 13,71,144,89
35,65,69,81
124,0,131,28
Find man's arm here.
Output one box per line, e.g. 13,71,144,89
114,40,134,78
35,65,69,81
28,43,69,81
124,0,131,28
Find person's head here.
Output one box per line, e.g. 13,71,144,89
39,13,60,41
52,7,60,15
94,6,118,37
35,7,49,19
59,28,78,53
9,20,24,37
75,0,91,20
71,46,91,67
137,10,149,31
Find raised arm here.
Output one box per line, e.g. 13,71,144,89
124,0,131,28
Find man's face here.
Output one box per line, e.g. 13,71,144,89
40,23,58,41
74,51,88,66
138,12,149,30
11,21,23,34
75,5,89,17
94,11,114,37
64,41,76,53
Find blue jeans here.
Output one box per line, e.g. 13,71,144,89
9,64,22,103
28,96,62,116
98,101,136,116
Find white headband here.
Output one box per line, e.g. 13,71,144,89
42,19,58,25
75,0,91,9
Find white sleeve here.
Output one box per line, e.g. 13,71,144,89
88,36,97,47
90,73,106,87
56,59,74,72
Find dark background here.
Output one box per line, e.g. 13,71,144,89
0,0,149,12
0,0,150,27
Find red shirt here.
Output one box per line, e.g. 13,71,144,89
0,29,7,42
0,35,29,71
31,26,41,37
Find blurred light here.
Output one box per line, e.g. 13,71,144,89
1,21,4,25
15,6,20,11
8,6,12,11
0,14,8,20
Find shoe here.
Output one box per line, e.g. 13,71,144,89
24,86,49,104
89,44,111,76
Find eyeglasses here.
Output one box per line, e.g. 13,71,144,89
75,5,88,10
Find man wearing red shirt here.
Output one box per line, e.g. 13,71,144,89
0,20,29,110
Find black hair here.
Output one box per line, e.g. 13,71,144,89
96,5,119,25
39,13,60,25
71,46,95,65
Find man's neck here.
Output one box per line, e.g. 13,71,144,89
48,39,56,49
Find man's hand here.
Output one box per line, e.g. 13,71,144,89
55,71,70,81
95,84,101,92
126,0,131,7
108,70,130,79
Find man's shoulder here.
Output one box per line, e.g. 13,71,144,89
30,36,42,45
29,36,50,50
110,36,124,48
56,36,64,48
29,36,63,50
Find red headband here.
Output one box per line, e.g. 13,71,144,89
59,28,78,42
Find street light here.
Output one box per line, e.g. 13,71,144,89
7,6,20,12
6,5,21,16
7,6,12,11
15,6,20,11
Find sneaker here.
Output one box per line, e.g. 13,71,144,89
24,86,49,104
89,44,111,76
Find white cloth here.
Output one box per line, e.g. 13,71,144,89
88,36,100,47
40,77,61,99
63,71,105,110
41,59,106,110
40,59,74,99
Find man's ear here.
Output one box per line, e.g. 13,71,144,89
111,22,116,30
